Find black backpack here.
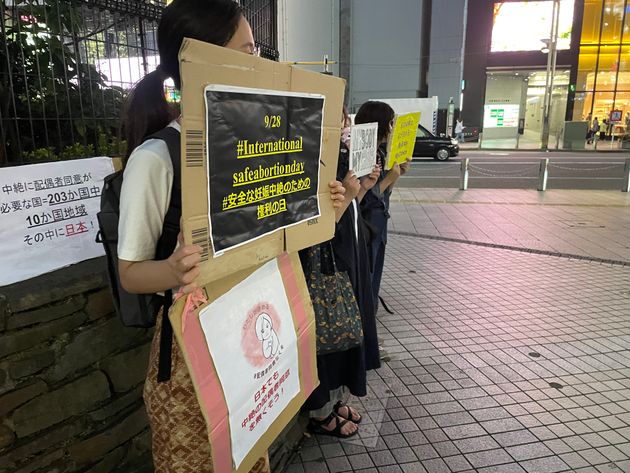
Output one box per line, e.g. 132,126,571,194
96,127,181,381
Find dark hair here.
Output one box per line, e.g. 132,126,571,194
354,101,395,142
123,0,243,158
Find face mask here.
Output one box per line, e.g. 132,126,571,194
341,126,351,145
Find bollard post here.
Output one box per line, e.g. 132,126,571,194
538,158,549,191
460,158,469,190
478,133,483,149
623,159,630,192
516,133,520,150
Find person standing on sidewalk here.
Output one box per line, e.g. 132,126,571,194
455,119,465,143
589,117,600,145
301,108,380,438
355,101,409,312
117,0,346,470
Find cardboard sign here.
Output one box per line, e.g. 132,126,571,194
204,85,324,254
0,157,114,286
169,252,318,473
386,112,421,170
349,122,378,178
179,38,345,287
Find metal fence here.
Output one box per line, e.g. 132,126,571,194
0,0,278,167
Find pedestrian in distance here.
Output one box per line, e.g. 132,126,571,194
601,118,608,141
455,118,465,143
588,117,600,144
606,116,614,138
118,0,346,471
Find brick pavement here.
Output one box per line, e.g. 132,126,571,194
287,231,630,473
389,188,630,264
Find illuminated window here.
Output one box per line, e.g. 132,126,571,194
614,91,630,110
491,0,575,52
600,0,625,43
577,46,599,90
596,45,620,90
612,92,630,129
592,91,615,118
619,46,630,89
572,91,594,120
581,0,603,44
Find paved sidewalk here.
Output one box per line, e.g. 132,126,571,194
389,188,630,264
288,234,630,473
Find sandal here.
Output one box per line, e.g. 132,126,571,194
334,401,362,424
308,412,358,439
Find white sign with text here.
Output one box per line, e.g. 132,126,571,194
349,122,378,177
0,157,114,286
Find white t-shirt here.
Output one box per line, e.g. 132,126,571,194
117,121,180,261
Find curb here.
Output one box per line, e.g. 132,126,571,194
390,230,630,267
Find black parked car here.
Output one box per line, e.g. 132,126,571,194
413,124,460,161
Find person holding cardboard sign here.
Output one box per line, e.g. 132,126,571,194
116,1,346,471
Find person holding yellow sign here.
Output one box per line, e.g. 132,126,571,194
355,101,411,336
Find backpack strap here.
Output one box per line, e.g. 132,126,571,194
157,289,174,383
149,126,182,260
145,126,182,383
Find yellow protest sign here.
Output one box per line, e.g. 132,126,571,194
386,112,421,169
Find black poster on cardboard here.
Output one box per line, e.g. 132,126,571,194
204,85,324,254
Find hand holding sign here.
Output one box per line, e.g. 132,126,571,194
342,171,361,201
399,158,412,176
167,230,204,294
360,165,380,193
389,162,402,180
328,180,346,209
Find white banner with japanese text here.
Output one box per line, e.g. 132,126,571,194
198,258,300,468
0,157,114,286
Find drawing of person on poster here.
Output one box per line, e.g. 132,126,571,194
255,312,280,359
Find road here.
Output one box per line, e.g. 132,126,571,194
401,150,629,190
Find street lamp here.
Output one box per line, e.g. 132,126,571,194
540,0,561,150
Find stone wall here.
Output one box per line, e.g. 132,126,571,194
0,258,153,473
0,258,303,472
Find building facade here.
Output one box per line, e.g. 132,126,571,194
460,0,630,146
574,0,630,126
277,0,431,112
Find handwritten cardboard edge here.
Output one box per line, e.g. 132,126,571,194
168,252,317,473
178,38,345,287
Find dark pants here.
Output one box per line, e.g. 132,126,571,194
368,211,388,308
